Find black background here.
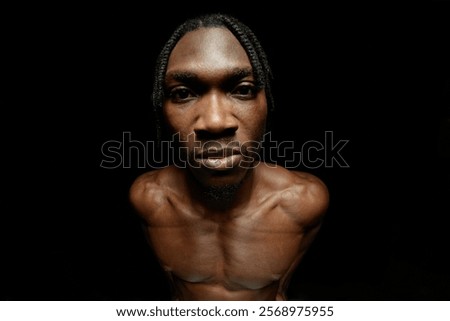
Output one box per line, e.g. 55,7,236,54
3,2,450,300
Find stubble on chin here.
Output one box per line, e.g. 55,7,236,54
202,183,241,203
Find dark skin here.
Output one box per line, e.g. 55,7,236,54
130,27,329,300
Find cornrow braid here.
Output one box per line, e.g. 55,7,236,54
152,13,275,142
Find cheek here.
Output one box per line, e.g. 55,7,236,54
258,95,269,130
242,97,268,137
162,107,198,147
255,113,268,139
163,107,188,133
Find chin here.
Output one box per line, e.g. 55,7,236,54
191,166,249,189
202,183,241,203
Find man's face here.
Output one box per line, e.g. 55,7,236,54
163,27,267,188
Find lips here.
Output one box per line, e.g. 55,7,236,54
195,146,242,170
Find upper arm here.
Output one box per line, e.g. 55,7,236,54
129,171,165,223
280,172,329,229
129,174,148,215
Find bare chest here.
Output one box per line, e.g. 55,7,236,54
145,209,304,290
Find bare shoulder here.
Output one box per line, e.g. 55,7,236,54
260,165,329,227
129,167,178,221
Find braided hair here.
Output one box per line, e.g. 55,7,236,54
152,13,275,142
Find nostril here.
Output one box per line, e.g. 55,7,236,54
195,128,237,141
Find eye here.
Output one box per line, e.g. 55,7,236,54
168,87,196,103
232,84,257,99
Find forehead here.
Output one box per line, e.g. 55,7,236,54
166,27,252,74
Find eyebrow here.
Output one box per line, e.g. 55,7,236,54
164,67,254,86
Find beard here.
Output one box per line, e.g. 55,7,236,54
202,183,241,203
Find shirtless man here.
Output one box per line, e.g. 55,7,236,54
129,13,329,300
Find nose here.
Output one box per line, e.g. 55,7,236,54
194,92,238,139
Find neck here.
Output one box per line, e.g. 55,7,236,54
186,169,256,213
